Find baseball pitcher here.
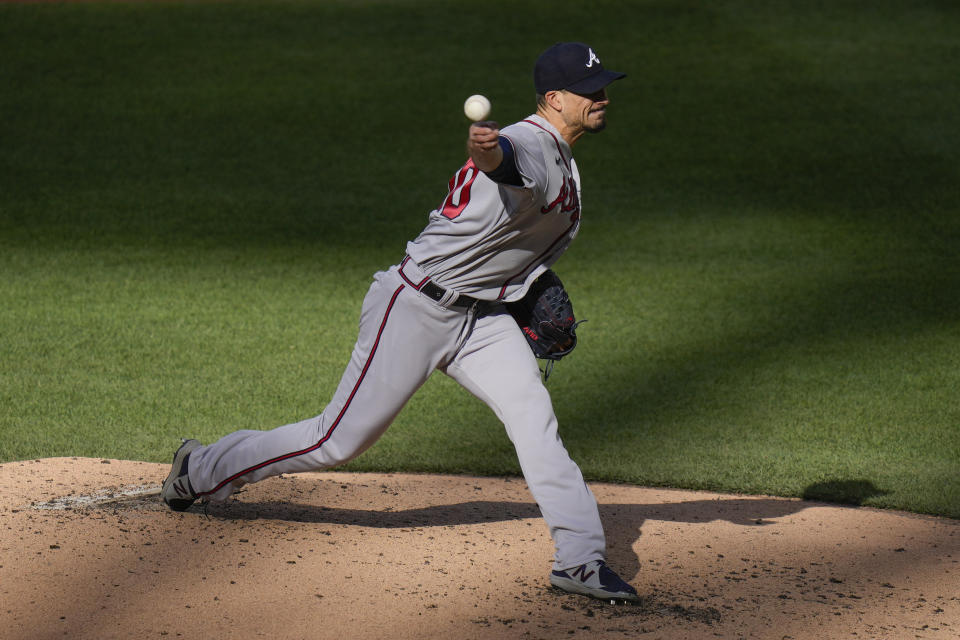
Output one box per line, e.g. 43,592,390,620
162,42,636,602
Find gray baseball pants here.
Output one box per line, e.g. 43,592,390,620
187,260,606,570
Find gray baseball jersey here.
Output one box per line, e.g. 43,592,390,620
406,113,582,302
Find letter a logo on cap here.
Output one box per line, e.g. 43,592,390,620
533,42,625,94
586,47,601,68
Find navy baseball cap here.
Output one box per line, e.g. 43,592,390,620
534,42,626,95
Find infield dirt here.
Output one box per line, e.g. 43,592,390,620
1,458,957,639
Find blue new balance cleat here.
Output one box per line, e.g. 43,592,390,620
161,439,201,512
550,559,640,602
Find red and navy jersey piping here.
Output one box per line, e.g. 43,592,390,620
197,283,407,497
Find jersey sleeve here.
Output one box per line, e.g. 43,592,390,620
482,137,524,186
499,123,548,196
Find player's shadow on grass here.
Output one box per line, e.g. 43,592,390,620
800,479,888,506
203,494,813,579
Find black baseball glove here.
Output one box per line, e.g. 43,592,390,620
506,269,584,378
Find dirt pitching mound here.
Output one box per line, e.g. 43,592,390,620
1,458,957,639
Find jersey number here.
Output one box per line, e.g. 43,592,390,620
440,160,478,220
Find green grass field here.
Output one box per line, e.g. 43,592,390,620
2,0,958,518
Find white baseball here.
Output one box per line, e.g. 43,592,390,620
463,94,491,121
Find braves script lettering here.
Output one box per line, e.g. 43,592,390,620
540,175,580,220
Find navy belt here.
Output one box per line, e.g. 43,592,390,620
419,280,483,309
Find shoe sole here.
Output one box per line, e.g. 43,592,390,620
550,575,640,603
161,439,201,512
